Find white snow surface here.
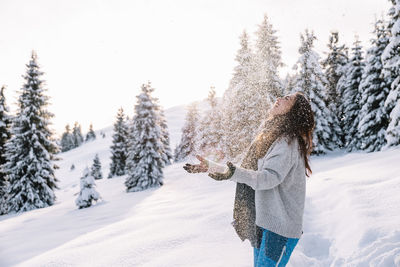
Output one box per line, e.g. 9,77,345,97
1,104,400,267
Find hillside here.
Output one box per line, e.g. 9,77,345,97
0,103,399,267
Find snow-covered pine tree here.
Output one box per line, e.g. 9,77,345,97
125,82,164,192
85,123,96,142
321,31,349,109
72,122,84,148
60,124,74,152
254,14,283,102
196,86,224,161
108,107,128,178
91,154,103,180
0,85,11,215
357,18,391,151
382,0,397,112
75,167,101,209
337,37,365,151
156,104,173,166
387,0,396,31
382,0,400,147
174,102,199,162
222,30,255,159
3,51,59,213
321,31,349,148
294,30,333,154
222,30,273,160
221,30,254,159
196,86,216,153
124,115,134,160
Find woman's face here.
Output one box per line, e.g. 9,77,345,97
270,93,297,116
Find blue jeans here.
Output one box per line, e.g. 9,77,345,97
253,227,299,267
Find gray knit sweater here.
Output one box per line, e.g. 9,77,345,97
208,137,306,239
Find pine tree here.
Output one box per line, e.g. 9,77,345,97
382,0,400,147
75,167,101,209
196,86,216,153
321,31,349,108
125,82,164,192
72,122,84,148
228,30,254,91
294,30,333,154
196,86,224,160
91,154,103,180
222,30,272,159
174,102,200,162
382,0,397,112
387,0,396,31
254,14,283,102
0,85,11,215
85,123,96,142
109,107,128,178
156,105,173,166
357,18,391,151
338,37,365,151
3,51,59,213
60,124,74,152
321,31,349,148
221,30,254,159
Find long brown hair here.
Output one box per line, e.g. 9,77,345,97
253,92,315,177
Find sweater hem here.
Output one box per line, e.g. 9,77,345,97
256,214,303,239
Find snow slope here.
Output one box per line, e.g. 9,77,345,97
0,103,400,267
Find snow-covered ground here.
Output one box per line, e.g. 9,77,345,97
0,104,400,267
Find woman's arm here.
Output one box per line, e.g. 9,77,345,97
229,138,295,190
183,155,228,174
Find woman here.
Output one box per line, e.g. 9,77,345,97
183,92,315,266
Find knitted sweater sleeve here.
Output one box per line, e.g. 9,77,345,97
228,138,295,190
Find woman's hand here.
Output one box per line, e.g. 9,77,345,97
208,161,236,181
183,155,209,173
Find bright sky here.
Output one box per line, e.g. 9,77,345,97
0,0,390,137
